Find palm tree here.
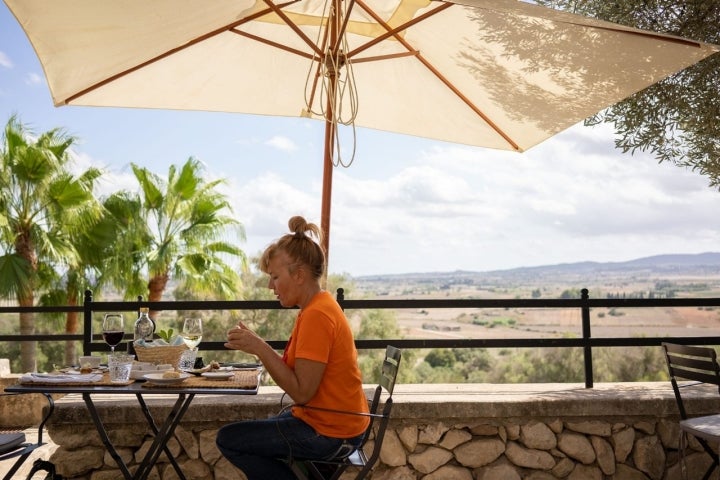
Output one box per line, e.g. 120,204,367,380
131,157,247,303
41,213,112,367
90,191,151,300
0,115,103,372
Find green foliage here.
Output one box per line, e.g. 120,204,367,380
356,309,400,340
593,346,668,382
1,115,104,371
359,347,419,385
425,349,456,368
415,362,464,383
559,289,582,299
127,157,247,301
156,328,175,343
472,317,516,328
485,348,585,383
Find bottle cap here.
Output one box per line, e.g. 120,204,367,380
140,307,149,313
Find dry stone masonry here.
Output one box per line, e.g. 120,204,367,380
14,382,720,479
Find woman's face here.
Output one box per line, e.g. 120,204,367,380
266,250,301,307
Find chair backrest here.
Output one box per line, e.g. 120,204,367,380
350,345,401,477
662,342,720,419
380,345,401,397
366,345,402,417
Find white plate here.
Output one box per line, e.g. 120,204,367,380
201,371,234,380
61,368,104,375
131,367,173,380
143,372,191,385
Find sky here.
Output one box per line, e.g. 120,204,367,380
1,4,719,277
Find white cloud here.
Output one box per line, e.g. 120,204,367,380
24,72,42,85
264,135,298,152
55,120,720,276
2,0,719,278
219,172,321,256
57,117,720,276
312,122,720,275
0,51,12,68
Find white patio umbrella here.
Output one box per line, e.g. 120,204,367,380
4,0,717,265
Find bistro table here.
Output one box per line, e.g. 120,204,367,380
4,369,261,480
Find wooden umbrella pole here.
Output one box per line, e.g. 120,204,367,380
321,117,335,284
319,0,342,287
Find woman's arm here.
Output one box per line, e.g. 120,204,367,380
225,322,326,403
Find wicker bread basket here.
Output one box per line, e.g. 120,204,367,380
134,344,187,366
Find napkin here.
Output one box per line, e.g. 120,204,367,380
20,372,104,384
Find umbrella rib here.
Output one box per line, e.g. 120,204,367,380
230,29,316,60
350,0,520,151
63,9,302,105
329,0,356,58
351,51,418,64
261,0,325,57
346,1,452,59
306,14,332,115
565,22,705,48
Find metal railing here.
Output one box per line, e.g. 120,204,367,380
2,288,720,388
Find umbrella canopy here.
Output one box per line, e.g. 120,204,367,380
5,0,718,264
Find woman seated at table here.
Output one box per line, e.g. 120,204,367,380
216,215,369,480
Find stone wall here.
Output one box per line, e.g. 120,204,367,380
25,383,720,479
0,375,58,428
372,416,713,480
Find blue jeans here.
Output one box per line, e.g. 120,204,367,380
216,410,363,480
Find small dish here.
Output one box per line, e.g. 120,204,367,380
131,366,173,380
201,371,234,380
222,362,262,370
143,372,190,385
78,356,103,369
64,368,104,375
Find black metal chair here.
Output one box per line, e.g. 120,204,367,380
662,342,720,480
0,392,54,480
290,345,402,480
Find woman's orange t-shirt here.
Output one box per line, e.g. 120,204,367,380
285,291,369,438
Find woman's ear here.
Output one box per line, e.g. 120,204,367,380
291,264,306,284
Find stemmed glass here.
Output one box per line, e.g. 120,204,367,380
102,313,125,353
181,317,203,351
178,317,203,371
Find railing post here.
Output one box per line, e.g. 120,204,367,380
581,288,593,388
83,290,93,356
336,287,345,310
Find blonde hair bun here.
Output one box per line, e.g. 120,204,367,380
288,216,322,243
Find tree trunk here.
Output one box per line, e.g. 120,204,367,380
147,273,169,321
16,231,37,373
147,274,169,303
19,295,36,373
65,289,79,366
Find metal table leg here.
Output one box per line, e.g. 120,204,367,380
133,393,194,480
82,393,133,480
82,392,195,480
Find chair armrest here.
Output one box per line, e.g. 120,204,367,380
0,392,54,442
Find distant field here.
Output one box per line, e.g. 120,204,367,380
353,260,720,342
390,306,720,340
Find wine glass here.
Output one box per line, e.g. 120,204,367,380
181,317,203,351
102,313,125,353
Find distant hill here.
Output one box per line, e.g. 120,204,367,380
491,252,720,275
354,252,720,286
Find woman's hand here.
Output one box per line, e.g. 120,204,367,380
224,322,264,356
225,322,326,404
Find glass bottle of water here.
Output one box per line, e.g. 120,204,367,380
134,307,155,344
